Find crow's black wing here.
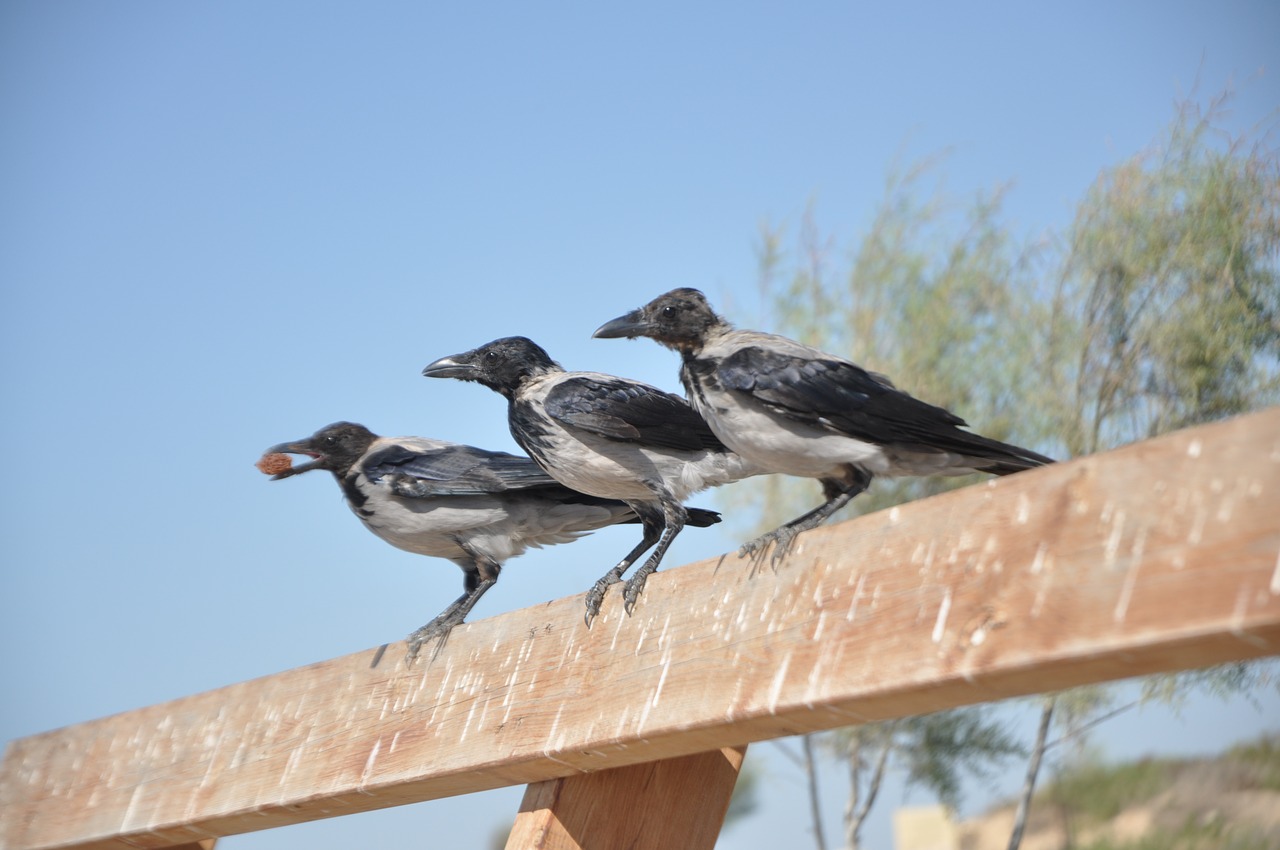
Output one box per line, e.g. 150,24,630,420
543,375,726,452
716,346,1049,466
362,443,561,497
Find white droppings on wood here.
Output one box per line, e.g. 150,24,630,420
931,590,952,644
1270,549,1280,595
1104,509,1126,568
812,610,828,642
846,573,867,623
1228,586,1271,649
547,704,567,749
118,785,144,833
279,745,302,788
651,656,672,709
1016,493,1030,525
910,541,927,566
1030,543,1048,574
359,738,382,787
1113,554,1141,623
766,653,792,713
1189,500,1208,546
1187,438,1202,458
919,540,937,579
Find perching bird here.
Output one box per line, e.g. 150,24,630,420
594,288,1054,562
423,337,761,623
265,421,720,656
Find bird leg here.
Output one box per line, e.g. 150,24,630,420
739,467,873,569
584,506,663,627
407,551,500,661
622,502,688,616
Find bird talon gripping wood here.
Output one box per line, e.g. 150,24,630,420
594,288,1054,555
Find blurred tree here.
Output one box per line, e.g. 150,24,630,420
738,91,1279,850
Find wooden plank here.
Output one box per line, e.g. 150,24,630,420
503,746,746,850
3,409,1279,850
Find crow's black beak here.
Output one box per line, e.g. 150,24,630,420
422,354,479,379
592,309,653,339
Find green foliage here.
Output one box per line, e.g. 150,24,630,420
746,88,1280,849
896,709,1026,807
1041,756,1179,824
1047,92,1280,454
826,708,1024,810
1076,818,1276,850
1034,737,1280,850
738,90,1280,536
1224,733,1280,792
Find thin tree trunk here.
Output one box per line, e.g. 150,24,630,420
845,727,895,850
1007,697,1055,850
801,733,827,850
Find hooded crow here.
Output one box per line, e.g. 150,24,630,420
423,336,760,623
266,421,720,656
595,288,1054,562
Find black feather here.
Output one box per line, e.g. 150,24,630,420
543,376,726,452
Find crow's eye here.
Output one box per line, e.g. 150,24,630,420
662,305,676,317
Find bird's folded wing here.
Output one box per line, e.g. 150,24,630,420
715,346,981,449
543,376,725,452
363,443,560,496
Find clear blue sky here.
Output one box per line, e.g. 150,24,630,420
2,3,1277,849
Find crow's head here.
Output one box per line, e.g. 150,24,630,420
265,422,378,480
593,288,725,353
423,336,561,398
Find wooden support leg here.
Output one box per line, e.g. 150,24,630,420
504,746,747,850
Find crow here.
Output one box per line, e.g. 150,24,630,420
265,421,720,656
594,288,1054,562
423,336,760,623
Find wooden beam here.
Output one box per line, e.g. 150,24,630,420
503,746,746,850
3,409,1279,850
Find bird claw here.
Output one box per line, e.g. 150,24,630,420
622,573,648,616
738,527,800,573
583,573,622,628
405,617,457,663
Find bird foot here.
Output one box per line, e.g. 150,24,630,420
405,616,460,663
622,572,649,617
584,573,623,628
738,526,801,573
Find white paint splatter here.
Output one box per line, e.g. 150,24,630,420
1104,509,1126,567
1113,557,1141,623
360,738,382,787
931,590,952,644
1030,543,1048,574
766,653,793,713
847,574,867,623
651,657,672,708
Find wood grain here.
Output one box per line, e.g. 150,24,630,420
3,409,1279,850
504,746,746,850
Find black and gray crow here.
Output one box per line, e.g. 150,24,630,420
594,288,1054,562
423,337,761,623
266,421,720,655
